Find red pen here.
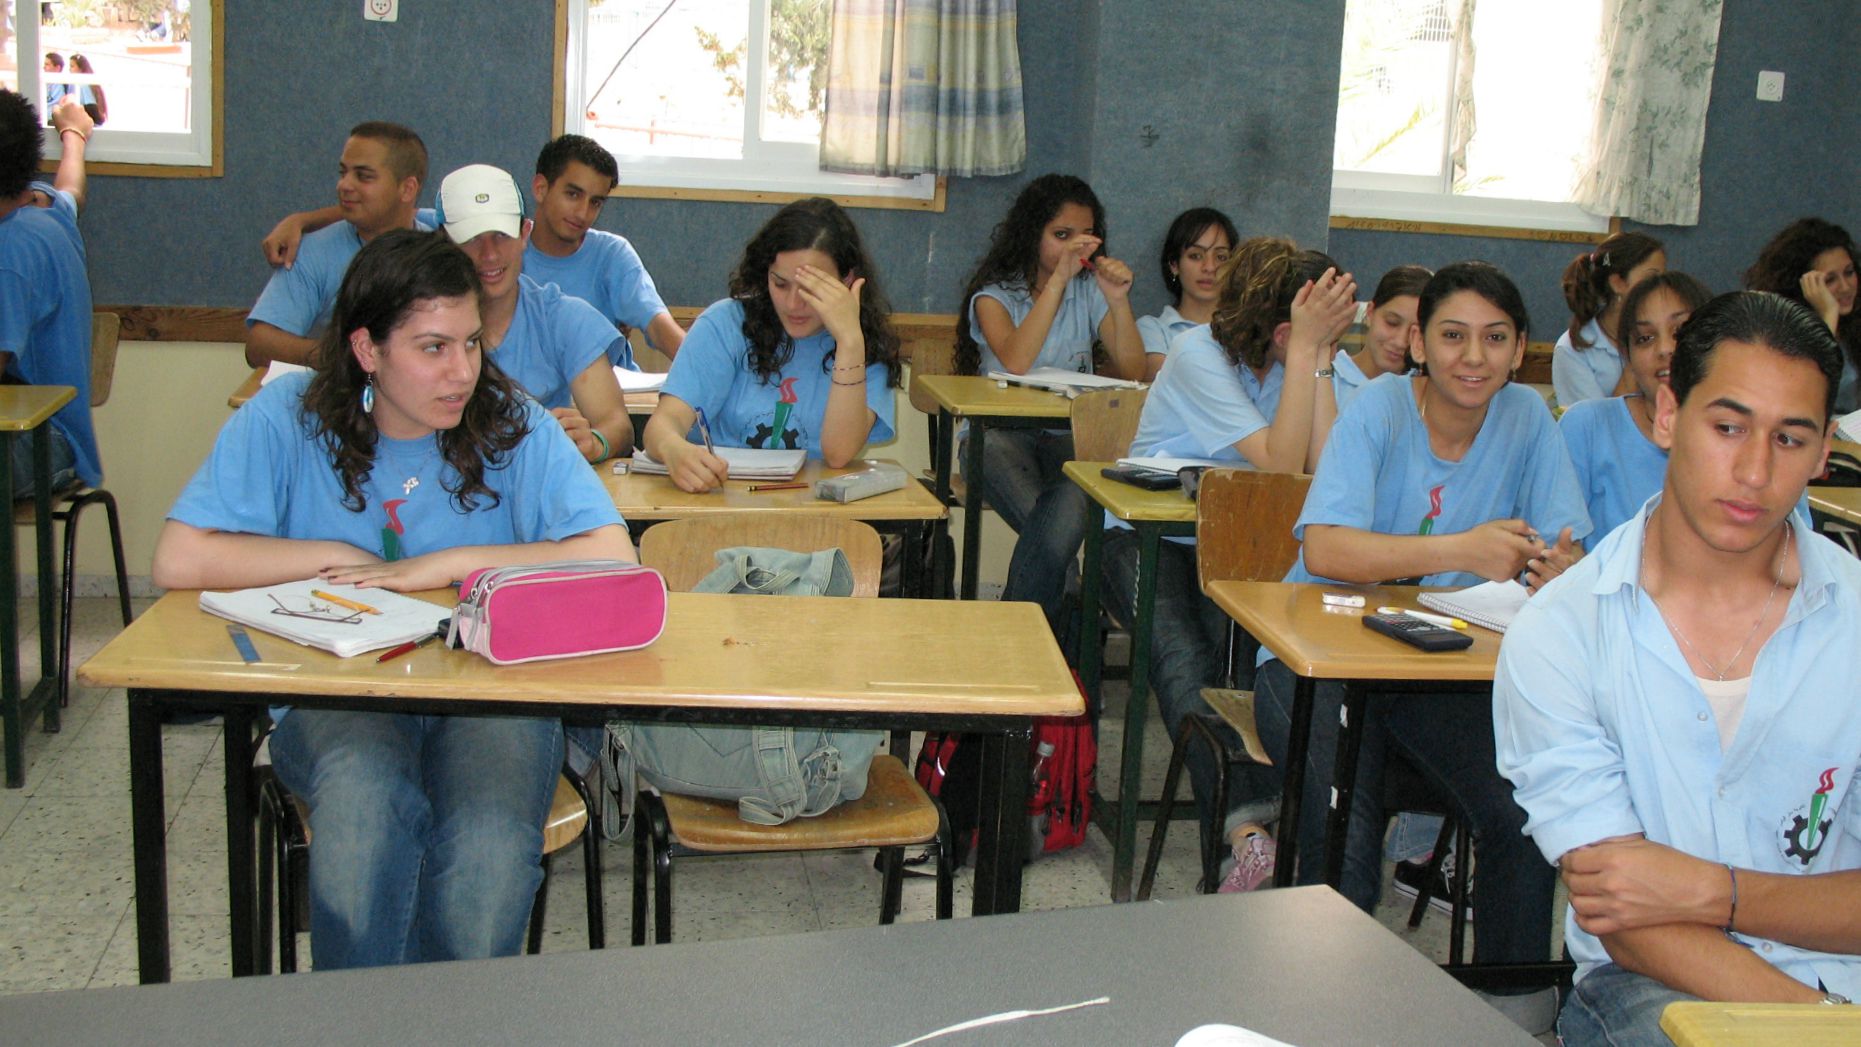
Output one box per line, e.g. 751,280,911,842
377,633,440,663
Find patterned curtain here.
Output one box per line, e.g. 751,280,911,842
1447,0,1477,193
819,0,1026,178
1573,0,1724,225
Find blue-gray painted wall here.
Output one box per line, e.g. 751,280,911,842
71,1,1852,336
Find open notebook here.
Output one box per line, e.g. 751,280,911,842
1417,579,1530,634
1837,408,1861,444
987,367,1146,397
628,446,806,481
200,580,448,658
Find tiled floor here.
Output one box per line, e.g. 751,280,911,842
0,597,1554,1038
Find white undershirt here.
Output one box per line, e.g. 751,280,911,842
1697,676,1751,752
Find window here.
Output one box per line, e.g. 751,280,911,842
561,0,937,206
1331,0,1608,235
7,0,220,175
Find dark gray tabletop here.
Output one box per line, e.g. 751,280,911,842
0,887,1535,1045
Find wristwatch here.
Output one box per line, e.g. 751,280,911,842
1820,991,1852,1005
1314,366,1336,379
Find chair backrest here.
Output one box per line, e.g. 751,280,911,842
1068,387,1148,462
637,515,884,596
90,312,122,408
1195,470,1314,590
907,338,960,416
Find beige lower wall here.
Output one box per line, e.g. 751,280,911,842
31,348,1018,596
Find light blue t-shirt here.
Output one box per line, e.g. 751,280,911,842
1552,317,1623,408
1130,326,1281,462
489,274,627,410
660,299,894,455
0,184,101,487
1136,305,1196,360
1329,347,1371,408
1496,500,1861,996
968,275,1109,376
522,230,669,361
1283,374,1593,589
248,217,432,339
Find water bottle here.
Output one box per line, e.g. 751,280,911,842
1026,740,1056,862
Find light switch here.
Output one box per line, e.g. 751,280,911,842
1757,71,1785,102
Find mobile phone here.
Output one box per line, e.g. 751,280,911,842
1362,612,1473,652
1101,465,1180,491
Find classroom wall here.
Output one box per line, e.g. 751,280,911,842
1329,0,1861,336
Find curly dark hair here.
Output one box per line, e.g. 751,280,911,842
954,174,1106,375
535,133,618,185
1205,237,1310,371
1159,207,1238,303
0,89,43,200
1561,231,1664,348
1745,217,1861,372
302,229,530,514
728,196,901,389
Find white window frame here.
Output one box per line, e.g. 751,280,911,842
19,0,220,174
562,0,935,204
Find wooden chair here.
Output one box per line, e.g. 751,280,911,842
630,515,953,945
15,312,132,709
907,339,974,506
256,760,604,972
1068,386,1148,462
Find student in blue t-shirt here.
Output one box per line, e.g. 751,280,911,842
954,174,1144,633
1256,262,1591,1024
0,93,100,495
1102,237,1356,891
1331,264,1430,409
1552,232,1666,408
643,197,899,492
1560,272,1714,543
434,164,634,464
153,231,632,971
1137,208,1236,380
248,122,430,368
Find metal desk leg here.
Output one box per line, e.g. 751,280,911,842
929,409,955,598
1110,524,1162,901
129,688,171,983
1322,683,1369,890
959,422,986,600
900,521,927,600
970,723,1031,916
1076,501,1104,710
1271,675,1316,888
222,705,260,976
32,425,57,733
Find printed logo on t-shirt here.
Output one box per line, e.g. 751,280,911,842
1417,484,1446,535
1778,766,1840,867
748,376,804,451
381,498,409,562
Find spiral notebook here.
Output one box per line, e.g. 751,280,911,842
1417,579,1530,634
626,447,805,481
199,580,447,658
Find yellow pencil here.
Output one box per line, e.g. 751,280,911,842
312,589,381,615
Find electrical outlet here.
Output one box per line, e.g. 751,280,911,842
365,0,398,22
1757,70,1785,103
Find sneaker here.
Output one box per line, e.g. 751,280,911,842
1217,833,1276,893
1391,851,1472,921
1476,986,1559,1036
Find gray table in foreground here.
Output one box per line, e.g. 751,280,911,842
0,888,1534,1046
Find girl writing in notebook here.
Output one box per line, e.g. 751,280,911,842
1330,264,1430,408
152,230,632,971
643,197,900,493
1552,232,1666,407
954,174,1144,633
1253,263,1590,1011
1137,207,1238,379
1102,237,1356,891
1745,218,1861,413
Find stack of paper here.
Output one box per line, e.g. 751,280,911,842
614,366,667,393
1418,579,1530,633
1836,408,1861,443
1117,455,1235,476
987,367,1146,397
200,580,447,658
259,361,310,387
628,446,806,481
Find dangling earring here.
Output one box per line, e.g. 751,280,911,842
361,373,375,414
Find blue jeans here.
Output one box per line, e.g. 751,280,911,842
270,709,563,970
1559,964,1700,1046
1252,659,1554,964
7,426,76,500
963,428,1088,633
1099,529,1273,829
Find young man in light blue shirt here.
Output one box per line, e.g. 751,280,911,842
247,122,429,367
1497,291,1861,1046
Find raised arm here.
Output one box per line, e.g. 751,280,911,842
263,205,344,269
1091,256,1144,380
48,98,94,213
1232,270,1356,473
795,265,879,467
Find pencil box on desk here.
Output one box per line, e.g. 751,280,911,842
451,560,667,665
815,462,908,503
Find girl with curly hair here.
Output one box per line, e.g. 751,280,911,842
153,229,632,971
1552,232,1666,407
644,197,900,493
1745,217,1861,412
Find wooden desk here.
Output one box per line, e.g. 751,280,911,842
0,888,1537,1046
606,458,948,597
1064,460,1197,900
1205,581,1500,891
1808,486,1861,527
0,385,78,788
80,590,1081,983
910,374,1072,599
1662,1002,1861,1046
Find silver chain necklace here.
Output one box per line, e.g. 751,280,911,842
1643,511,1790,682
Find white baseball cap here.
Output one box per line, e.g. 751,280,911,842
436,164,524,243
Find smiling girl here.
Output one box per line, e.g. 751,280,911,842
1138,207,1237,379
1745,218,1861,414
1331,265,1429,408
643,197,901,493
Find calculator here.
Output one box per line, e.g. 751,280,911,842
1361,612,1473,652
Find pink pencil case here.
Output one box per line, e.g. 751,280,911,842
451,560,667,665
